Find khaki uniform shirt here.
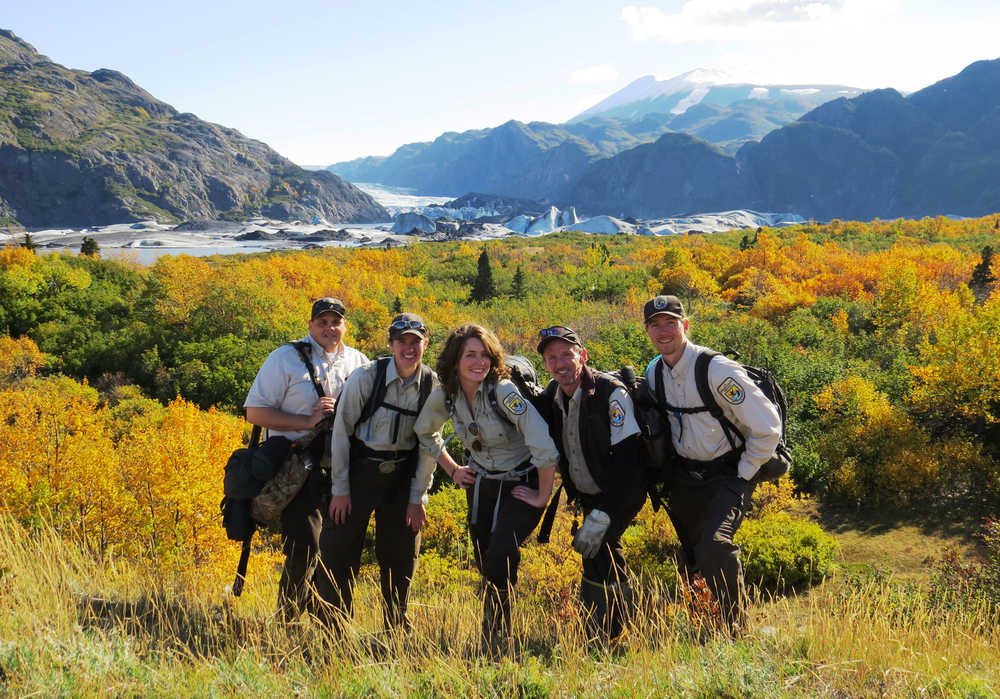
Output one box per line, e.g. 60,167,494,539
415,379,558,473
244,335,369,440
646,341,781,480
553,383,641,495
331,359,440,504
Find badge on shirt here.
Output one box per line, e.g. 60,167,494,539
717,377,745,405
609,400,626,427
502,392,527,415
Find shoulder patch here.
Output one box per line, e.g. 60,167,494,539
717,377,745,405
502,391,527,415
609,400,626,427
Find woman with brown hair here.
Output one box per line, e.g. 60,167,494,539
415,323,558,654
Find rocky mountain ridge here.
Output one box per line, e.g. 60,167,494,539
327,94,852,202
572,59,1000,220
0,30,387,228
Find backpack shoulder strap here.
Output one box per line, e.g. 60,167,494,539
357,356,391,427
653,356,666,408
417,365,434,413
232,535,253,597
289,341,325,399
694,350,743,450
248,424,262,451
487,383,516,426
535,484,563,544
693,351,721,417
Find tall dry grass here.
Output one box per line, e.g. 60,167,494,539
1,514,997,697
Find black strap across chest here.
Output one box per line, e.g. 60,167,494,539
289,341,326,399
656,351,744,451
358,356,434,444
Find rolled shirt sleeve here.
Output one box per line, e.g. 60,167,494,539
329,364,373,497
492,382,559,471
608,385,641,446
706,358,782,481
414,386,450,461
409,386,443,504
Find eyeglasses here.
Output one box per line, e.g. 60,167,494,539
390,319,426,331
538,325,575,339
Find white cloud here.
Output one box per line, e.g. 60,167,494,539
570,64,620,84
621,0,901,42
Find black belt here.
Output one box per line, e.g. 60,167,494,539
350,436,414,460
677,450,739,481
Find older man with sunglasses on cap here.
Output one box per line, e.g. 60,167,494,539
315,313,449,633
244,297,370,621
537,325,647,643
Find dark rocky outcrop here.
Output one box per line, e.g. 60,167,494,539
172,219,243,233
0,30,388,227
569,133,748,218
234,230,276,241
444,192,546,218
299,229,354,242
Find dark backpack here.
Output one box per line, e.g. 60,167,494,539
494,354,546,422
611,365,674,510
220,341,325,595
653,351,792,483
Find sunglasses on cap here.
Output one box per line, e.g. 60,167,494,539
538,325,575,339
390,319,426,331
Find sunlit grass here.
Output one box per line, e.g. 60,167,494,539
2,514,998,696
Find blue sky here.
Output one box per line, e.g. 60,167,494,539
5,1,999,166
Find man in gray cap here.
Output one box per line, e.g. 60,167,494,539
643,295,781,632
537,325,647,642
244,297,369,620
315,312,444,632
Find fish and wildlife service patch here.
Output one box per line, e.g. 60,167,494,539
502,392,527,415
609,400,626,427
717,377,745,405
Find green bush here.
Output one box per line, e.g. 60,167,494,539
621,505,680,591
422,485,473,562
736,512,839,590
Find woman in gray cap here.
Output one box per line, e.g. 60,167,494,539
315,313,444,633
415,324,558,655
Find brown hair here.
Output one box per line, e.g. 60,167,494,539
436,324,510,397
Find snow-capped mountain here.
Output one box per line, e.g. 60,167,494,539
571,69,862,122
